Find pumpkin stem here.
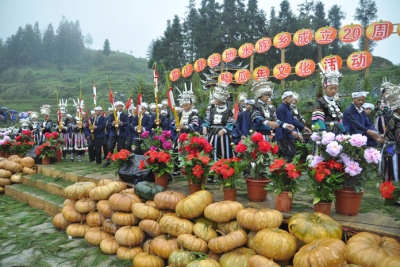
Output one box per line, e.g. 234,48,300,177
190,252,208,261
215,229,226,236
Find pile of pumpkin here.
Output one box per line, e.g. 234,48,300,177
0,155,37,193
53,180,400,267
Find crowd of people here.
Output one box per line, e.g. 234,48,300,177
4,67,400,187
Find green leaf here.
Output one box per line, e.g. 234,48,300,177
313,197,320,204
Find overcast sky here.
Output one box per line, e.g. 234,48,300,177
0,0,399,64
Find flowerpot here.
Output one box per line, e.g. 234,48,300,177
56,153,62,162
188,183,202,194
245,178,271,202
334,189,364,216
223,188,237,201
4,152,9,158
0,151,4,157
314,201,332,216
275,191,293,212
188,176,206,186
41,156,51,165
154,173,169,189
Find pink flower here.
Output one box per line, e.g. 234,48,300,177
345,160,362,176
159,135,166,143
310,132,321,141
150,146,158,151
162,140,173,150
153,135,159,141
0,140,4,145
310,155,324,168
335,134,344,142
349,134,367,147
141,131,149,138
321,132,335,145
326,141,342,157
340,153,351,165
364,147,381,164
162,130,172,138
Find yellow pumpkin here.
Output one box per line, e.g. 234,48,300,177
117,246,143,260
293,238,347,267
204,201,244,223
248,255,280,267
139,219,163,237
175,190,213,219
89,185,114,201
0,169,13,178
96,200,113,218
346,232,400,267
0,186,4,194
132,202,161,220
111,211,139,226
253,228,297,261
187,258,220,267
114,226,144,247
208,229,247,254
102,219,121,234
74,198,96,213
20,157,35,168
133,252,165,267
10,173,22,183
154,191,186,211
109,192,141,212
150,234,179,259
0,178,11,186
64,182,97,200
219,247,256,267
380,256,400,267
217,220,243,234
236,204,283,231
61,204,86,223
86,211,106,227
3,160,22,173
288,212,342,244
159,214,194,236
52,213,71,231
193,222,218,242
63,199,76,207
100,237,120,255
22,167,36,175
177,234,208,253
66,223,90,237
84,227,111,246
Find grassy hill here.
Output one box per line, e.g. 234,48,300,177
0,49,153,113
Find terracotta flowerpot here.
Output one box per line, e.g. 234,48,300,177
314,201,332,216
188,183,202,194
154,173,169,189
275,191,293,212
223,188,237,201
56,153,62,162
334,189,364,216
41,156,51,165
187,176,206,186
245,178,271,202
0,151,4,157
4,152,9,158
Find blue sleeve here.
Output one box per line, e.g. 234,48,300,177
343,109,368,134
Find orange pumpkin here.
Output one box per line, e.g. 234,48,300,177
61,204,86,223
218,72,233,85
248,255,280,267
84,227,111,246
236,204,283,231
219,247,256,267
52,213,71,231
132,202,161,220
234,69,251,84
194,58,207,73
139,219,163,237
114,226,144,247
100,237,120,255
154,191,186,211
150,234,179,259
117,246,143,260
346,232,400,267
273,63,291,80
208,229,247,254
293,238,347,266
64,182,97,200
159,214,194,236
207,53,221,69
320,55,342,71
273,32,291,49
74,198,96,213
255,37,272,54
96,200,113,218
66,223,90,237
238,43,254,59
222,47,237,63
315,26,337,45
182,64,193,78
170,68,181,82
339,24,363,43
177,234,208,253
108,192,141,212
133,252,165,267
111,211,139,226
204,201,244,223
252,66,270,81
86,211,106,227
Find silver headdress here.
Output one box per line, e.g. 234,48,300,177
251,78,274,99
319,63,342,87
292,92,300,101
212,82,231,103
40,105,51,116
238,92,248,102
20,118,30,128
209,91,214,105
381,77,393,93
384,83,400,111
30,112,39,120
176,83,196,105
58,99,68,113
72,98,85,111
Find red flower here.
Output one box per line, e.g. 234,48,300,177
139,160,146,170
258,141,271,153
314,165,331,182
22,130,31,135
271,144,279,154
199,155,210,165
44,132,52,139
235,142,247,153
286,163,301,179
178,133,188,143
269,159,286,172
15,136,21,141
203,143,213,154
192,164,204,178
251,132,264,143
52,132,59,139
380,181,396,199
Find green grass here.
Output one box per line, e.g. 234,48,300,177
10,184,65,206
0,195,133,267
28,173,75,188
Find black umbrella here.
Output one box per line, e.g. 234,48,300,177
10,110,18,113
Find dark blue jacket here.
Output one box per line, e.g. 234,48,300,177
107,112,129,137
343,104,377,147
232,110,252,144
131,114,153,138
275,103,304,141
93,116,106,139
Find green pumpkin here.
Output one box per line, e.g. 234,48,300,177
187,258,221,267
134,181,165,200
168,248,196,267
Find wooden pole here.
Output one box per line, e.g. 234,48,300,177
281,49,285,88
364,35,370,80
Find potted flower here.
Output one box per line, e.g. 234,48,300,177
180,151,212,194
310,131,382,215
0,132,12,157
106,149,132,176
380,181,400,206
306,159,345,215
266,155,304,212
15,130,35,157
209,156,245,200
35,141,57,165
234,131,279,201
139,149,174,189
141,128,174,152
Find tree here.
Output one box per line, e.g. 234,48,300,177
42,23,56,62
183,0,200,62
103,39,111,56
354,0,377,51
84,33,93,48
328,5,346,54
162,16,185,69
55,16,85,64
